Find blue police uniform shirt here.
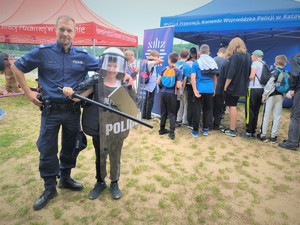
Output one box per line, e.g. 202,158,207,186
14,41,99,101
191,60,214,94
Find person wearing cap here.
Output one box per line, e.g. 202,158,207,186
241,49,265,139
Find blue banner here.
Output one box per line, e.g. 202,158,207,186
140,26,174,115
142,27,174,72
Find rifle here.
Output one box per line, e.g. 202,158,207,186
57,87,153,129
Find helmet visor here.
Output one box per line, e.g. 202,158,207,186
99,53,126,75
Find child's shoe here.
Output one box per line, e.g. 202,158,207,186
224,129,237,137
257,134,268,142
202,128,209,136
270,136,277,144
191,130,199,137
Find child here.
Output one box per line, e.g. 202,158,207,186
176,48,191,126
191,44,218,137
140,50,164,120
157,52,183,140
241,50,265,139
258,55,288,143
63,47,137,200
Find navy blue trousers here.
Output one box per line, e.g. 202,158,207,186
36,108,80,190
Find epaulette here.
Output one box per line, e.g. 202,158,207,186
38,44,52,49
74,47,88,54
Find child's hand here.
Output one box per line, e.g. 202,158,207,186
286,90,294,98
62,87,74,97
123,73,134,87
194,90,201,98
62,87,81,102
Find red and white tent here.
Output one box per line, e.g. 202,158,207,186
0,0,138,47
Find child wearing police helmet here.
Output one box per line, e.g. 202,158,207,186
63,47,137,200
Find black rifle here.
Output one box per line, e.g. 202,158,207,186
57,87,153,129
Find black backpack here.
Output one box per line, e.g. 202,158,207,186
255,61,271,85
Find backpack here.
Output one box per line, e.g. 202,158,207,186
275,68,290,93
139,60,154,84
256,61,271,85
161,66,177,88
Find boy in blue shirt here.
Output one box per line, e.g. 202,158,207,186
191,44,218,137
176,48,191,126
157,52,183,139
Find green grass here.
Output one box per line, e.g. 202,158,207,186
0,82,299,225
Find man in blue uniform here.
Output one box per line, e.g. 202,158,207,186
11,15,99,210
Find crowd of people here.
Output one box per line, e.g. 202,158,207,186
0,14,299,211
145,37,299,152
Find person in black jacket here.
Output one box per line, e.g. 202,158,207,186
63,47,137,200
279,53,300,150
222,37,251,137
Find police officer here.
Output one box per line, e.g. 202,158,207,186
11,15,99,210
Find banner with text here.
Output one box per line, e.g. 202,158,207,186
138,26,174,115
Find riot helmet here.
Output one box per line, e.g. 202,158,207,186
99,47,127,80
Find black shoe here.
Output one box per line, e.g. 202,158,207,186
257,134,268,142
213,124,225,130
159,129,169,135
241,132,255,140
270,136,277,144
110,182,122,200
175,123,181,128
58,177,83,191
89,182,107,200
33,189,57,210
278,142,298,151
169,131,175,140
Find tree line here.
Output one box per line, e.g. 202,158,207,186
0,43,197,59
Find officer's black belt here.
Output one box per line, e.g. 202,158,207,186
50,101,77,110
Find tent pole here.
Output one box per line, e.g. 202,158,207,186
93,39,96,55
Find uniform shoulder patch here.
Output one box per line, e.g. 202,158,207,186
75,47,88,54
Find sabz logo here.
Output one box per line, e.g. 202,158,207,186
145,37,166,59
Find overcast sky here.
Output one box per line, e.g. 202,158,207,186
82,0,212,44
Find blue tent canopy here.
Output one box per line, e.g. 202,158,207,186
160,0,300,44
159,0,299,108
